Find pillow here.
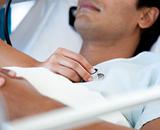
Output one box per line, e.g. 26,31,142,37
151,36,160,53
11,0,82,61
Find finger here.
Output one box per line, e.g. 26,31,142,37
50,64,82,82
55,48,93,73
55,54,92,81
0,68,16,78
0,77,5,87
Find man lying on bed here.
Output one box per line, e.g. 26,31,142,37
0,0,160,130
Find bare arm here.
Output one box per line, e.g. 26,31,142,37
0,69,64,120
0,40,40,67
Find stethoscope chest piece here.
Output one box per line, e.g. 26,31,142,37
97,73,105,80
92,68,105,80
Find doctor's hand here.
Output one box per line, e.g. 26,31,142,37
40,48,93,82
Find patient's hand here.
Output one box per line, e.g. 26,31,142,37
0,68,17,87
0,69,64,121
41,48,93,82
0,76,5,87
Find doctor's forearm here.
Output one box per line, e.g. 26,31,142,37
0,40,40,67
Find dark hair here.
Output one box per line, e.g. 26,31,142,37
135,0,160,54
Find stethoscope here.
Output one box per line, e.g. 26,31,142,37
4,0,12,46
91,68,105,81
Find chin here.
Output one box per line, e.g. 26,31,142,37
75,17,92,30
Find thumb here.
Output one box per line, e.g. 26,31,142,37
0,77,5,87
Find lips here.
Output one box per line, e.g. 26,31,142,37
79,0,101,12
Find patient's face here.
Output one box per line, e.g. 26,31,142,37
75,0,140,41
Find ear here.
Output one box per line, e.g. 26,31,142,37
138,7,159,29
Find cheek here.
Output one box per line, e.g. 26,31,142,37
101,5,139,31
116,11,139,32
102,0,138,22
96,12,139,38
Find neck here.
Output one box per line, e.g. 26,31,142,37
80,35,140,66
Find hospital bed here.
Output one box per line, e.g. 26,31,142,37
2,0,160,130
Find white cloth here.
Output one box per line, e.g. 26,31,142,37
151,36,160,53
7,52,160,129
6,68,130,127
